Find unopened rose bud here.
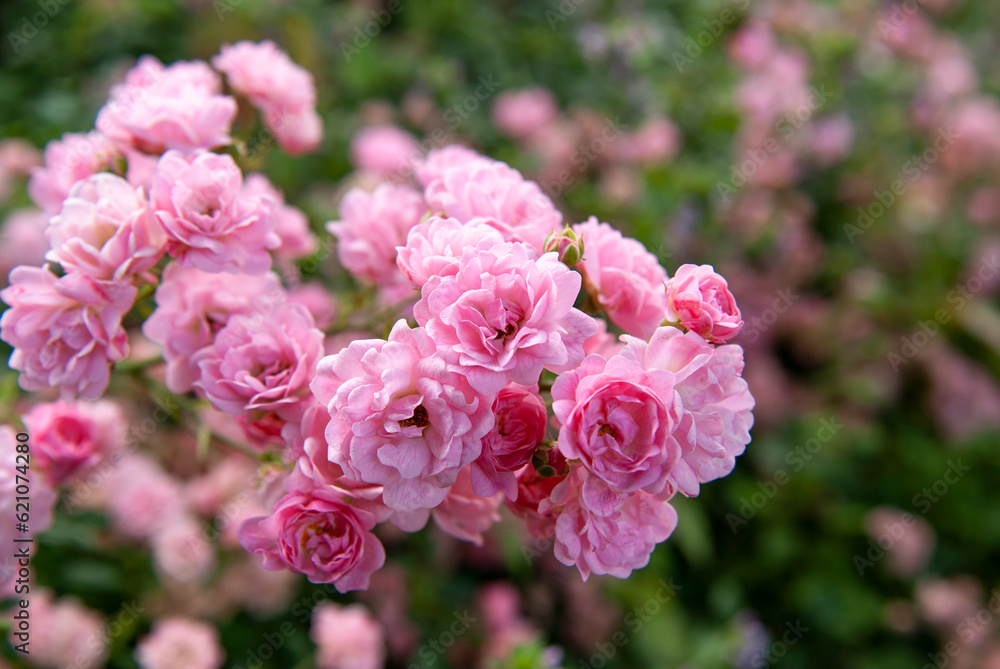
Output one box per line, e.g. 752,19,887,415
543,226,585,267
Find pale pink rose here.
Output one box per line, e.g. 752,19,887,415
310,320,494,512
539,466,678,580
415,145,483,188
239,478,386,591
242,173,318,263
123,147,160,190
194,303,322,423
151,150,280,274
135,618,225,669
350,124,421,178
470,384,548,499
265,106,324,155
0,139,40,202
423,154,562,252
152,516,216,584
328,182,426,285
23,400,124,485
664,264,743,343
0,209,49,287
395,216,506,285
311,602,386,669
287,282,338,329
28,132,120,213
415,242,597,395
582,319,624,359
106,454,185,538
142,263,285,393
574,217,668,338
0,266,135,399
492,88,559,140
552,353,682,511
620,327,755,497
46,173,167,281
13,589,107,669
865,507,936,578
432,466,503,545
96,56,237,154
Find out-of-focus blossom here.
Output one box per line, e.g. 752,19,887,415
23,400,124,485
152,516,216,584
12,589,107,669
865,506,935,577
350,124,421,178
135,617,225,669
106,454,185,538
287,282,338,329
311,602,386,669
492,88,559,140
242,173,318,263
0,209,49,287
0,138,41,201
28,132,120,213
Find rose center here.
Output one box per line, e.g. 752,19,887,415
399,404,429,429
597,424,617,438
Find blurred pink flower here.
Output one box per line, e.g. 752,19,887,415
664,264,744,343
23,400,124,485
416,145,483,187
106,454,185,538
13,589,106,669
135,618,225,669
28,132,120,213
152,516,216,584
311,602,386,669
287,282,338,329
0,139,40,201
242,173,318,263
0,425,57,552
865,507,935,577
265,106,324,156
350,124,421,178
0,209,49,287
492,88,559,140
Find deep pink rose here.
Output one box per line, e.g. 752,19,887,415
238,479,386,591
414,242,598,395
310,320,494,512
574,217,669,338
142,263,285,393
1,266,135,399
470,384,548,499
23,400,124,485
46,173,167,281
552,353,682,510
539,466,678,580
96,56,236,154
150,150,279,274
28,132,120,213
194,303,323,422
328,183,426,286
620,327,755,496
395,216,506,286
664,264,743,343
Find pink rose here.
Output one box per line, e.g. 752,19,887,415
552,353,682,511
310,320,494,512
142,263,285,393
422,151,562,251
96,56,237,154
23,400,124,485
664,264,743,343
328,183,426,286
415,145,483,188
505,453,568,541
470,384,548,499
311,603,386,669
243,173,318,263
574,217,668,338
620,327,755,496
287,282,338,329
432,466,503,546
151,516,216,585
46,173,167,281
350,124,421,178
194,303,323,422
151,150,279,274
106,454,185,538
265,106,324,156
28,132,120,213
135,618,225,669
492,87,559,140
12,589,107,669
0,266,135,400
539,466,678,580
395,216,506,286
0,209,50,288
414,242,597,395
239,479,385,591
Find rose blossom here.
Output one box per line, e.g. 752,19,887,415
287,282,338,329
470,384,548,499
0,139,40,202
422,150,562,251
239,477,386,591
395,216,506,286
350,124,421,178
552,352,682,512
574,217,669,338
150,150,279,274
0,266,135,400
432,466,503,545
46,173,167,281
96,56,237,154
142,263,285,393
620,326,754,496
311,602,386,669
23,400,124,485
414,241,597,395
415,144,483,187
265,106,324,156
310,320,494,512
539,466,678,580
152,516,217,584
28,132,120,213
242,173,318,263
13,589,107,669
664,264,743,343
135,618,225,669
105,454,185,538
492,87,559,140
0,209,49,287
194,303,323,422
